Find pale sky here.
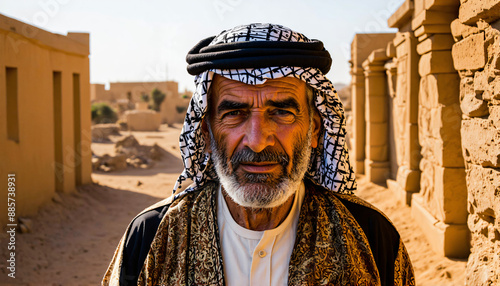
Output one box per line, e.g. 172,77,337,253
1,0,404,91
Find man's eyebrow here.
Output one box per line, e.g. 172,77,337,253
266,98,300,113
217,100,249,114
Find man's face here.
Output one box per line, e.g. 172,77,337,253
204,75,321,208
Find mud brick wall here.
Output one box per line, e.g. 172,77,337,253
451,0,500,284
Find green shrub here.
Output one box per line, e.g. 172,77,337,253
151,88,166,111
91,103,118,124
176,106,187,114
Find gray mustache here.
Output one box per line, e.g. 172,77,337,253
231,147,289,170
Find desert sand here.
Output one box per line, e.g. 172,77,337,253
0,124,466,285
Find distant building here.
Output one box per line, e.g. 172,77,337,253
91,81,190,125
0,14,92,225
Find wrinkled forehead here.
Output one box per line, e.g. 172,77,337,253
212,74,306,94
208,74,308,108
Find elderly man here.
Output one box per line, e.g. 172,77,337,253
103,23,415,286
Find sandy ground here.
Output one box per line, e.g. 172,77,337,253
0,124,466,285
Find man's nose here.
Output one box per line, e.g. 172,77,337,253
243,112,275,153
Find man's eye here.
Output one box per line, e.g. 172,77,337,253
221,110,243,119
273,109,294,116
227,110,242,116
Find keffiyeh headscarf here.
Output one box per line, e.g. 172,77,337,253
173,23,356,199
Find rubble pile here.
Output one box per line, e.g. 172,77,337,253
91,123,121,142
92,135,164,172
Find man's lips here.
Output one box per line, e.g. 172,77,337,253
238,162,280,173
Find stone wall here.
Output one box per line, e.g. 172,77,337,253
451,0,500,283
349,0,500,280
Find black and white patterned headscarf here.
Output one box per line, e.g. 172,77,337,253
172,23,356,200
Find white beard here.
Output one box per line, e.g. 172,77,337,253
210,125,313,209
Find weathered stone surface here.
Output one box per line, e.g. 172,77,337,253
386,41,396,58
365,95,388,123
393,32,408,50
419,73,460,109
419,104,463,167
461,91,489,117
461,118,500,167
366,122,388,160
424,0,459,10
474,70,492,94
97,154,128,172
450,18,481,41
351,33,396,68
419,158,468,224
115,135,140,155
452,32,487,71
459,0,500,25
412,193,470,258
416,34,455,55
412,10,457,31
487,77,500,100
419,102,462,142
91,123,120,143
407,123,422,170
93,135,164,172
396,43,409,61
419,51,455,76
421,135,465,167
466,227,500,286
461,75,489,116
364,159,391,184
414,24,452,38
365,48,390,65
466,164,500,286
125,110,161,131
433,104,463,139
397,165,421,193
467,164,500,219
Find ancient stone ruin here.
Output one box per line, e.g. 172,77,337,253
92,135,164,172
349,0,500,283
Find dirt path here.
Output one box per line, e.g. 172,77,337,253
0,125,466,285
355,177,467,285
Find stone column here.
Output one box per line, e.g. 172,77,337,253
351,64,366,174
350,34,397,175
393,32,422,205
387,1,423,206
385,56,398,181
451,0,500,283
411,1,469,258
362,49,391,183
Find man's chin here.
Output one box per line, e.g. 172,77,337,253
222,183,296,209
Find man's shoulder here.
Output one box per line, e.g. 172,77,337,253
119,185,212,285
304,180,403,285
305,179,397,233
127,185,208,237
